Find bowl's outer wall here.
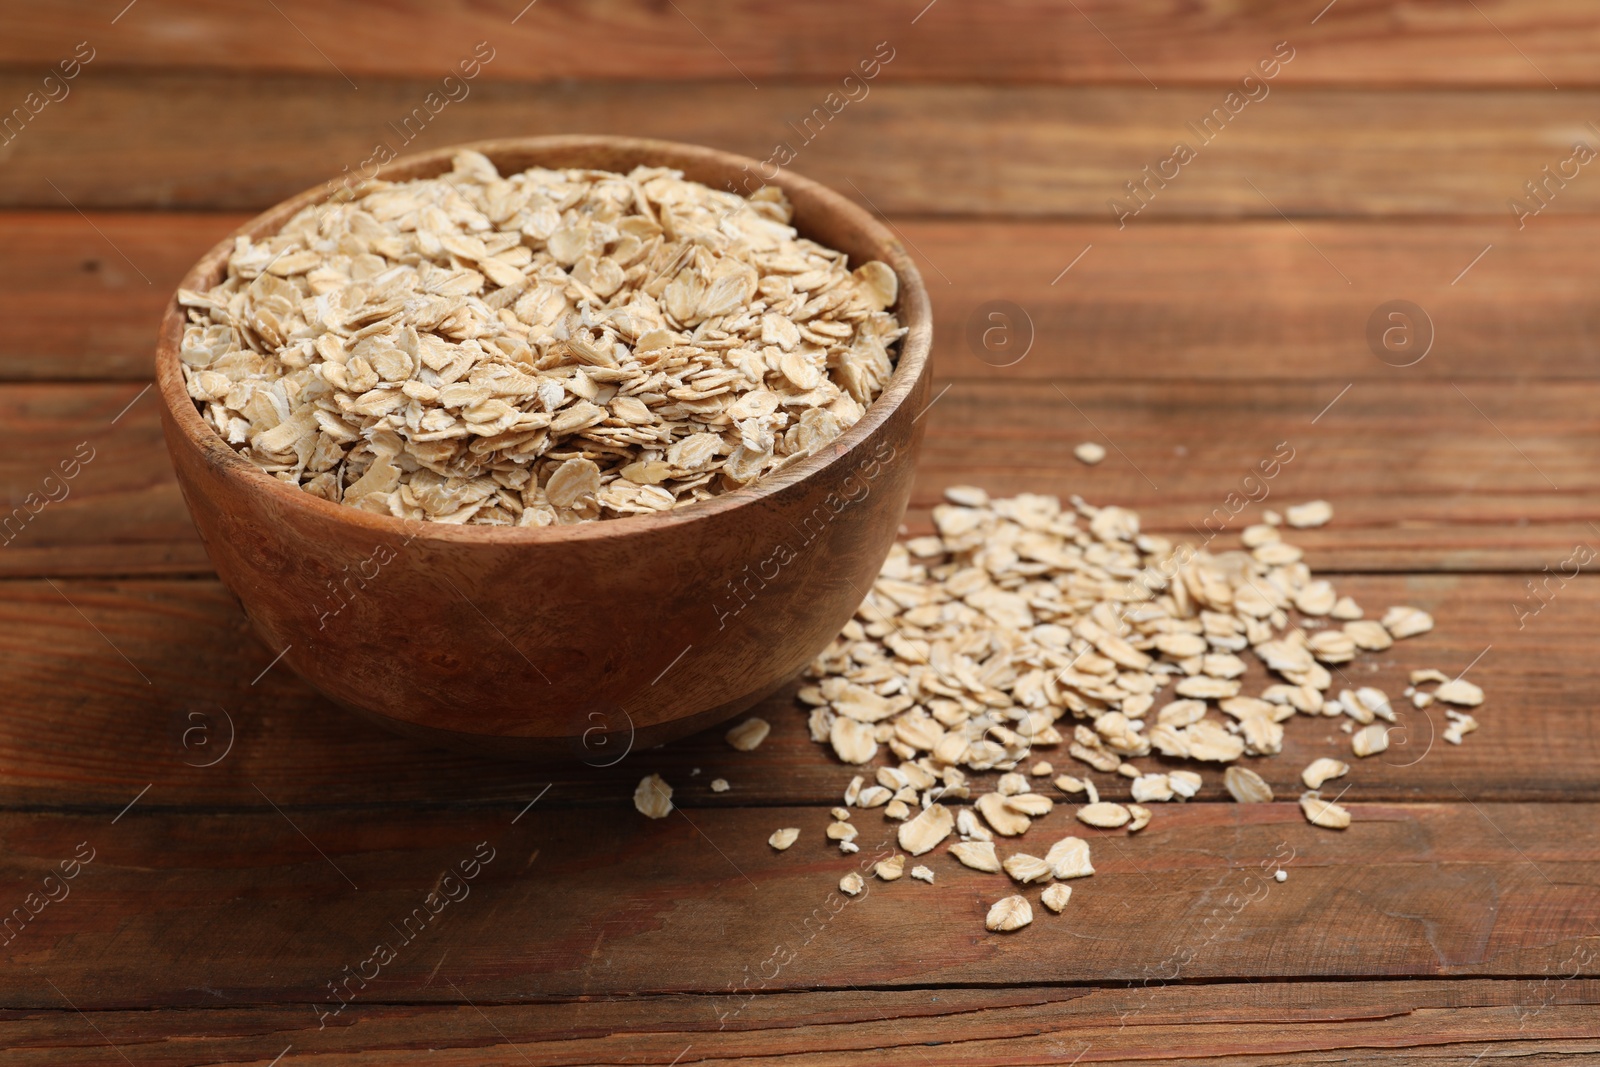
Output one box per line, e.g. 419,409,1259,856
156,136,932,751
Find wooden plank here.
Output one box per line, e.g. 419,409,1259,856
0,213,207,381
0,572,1591,807
5,1,1600,88
11,212,1600,382
1,801,1597,1006
5,75,1600,217
3,981,1598,1064
1,380,1594,576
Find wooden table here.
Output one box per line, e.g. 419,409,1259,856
4,3,1599,1062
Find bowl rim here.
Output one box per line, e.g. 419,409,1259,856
155,134,932,546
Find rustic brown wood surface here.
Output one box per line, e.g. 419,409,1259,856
6,77,1600,219
7,0,1600,87
2,2,1598,1062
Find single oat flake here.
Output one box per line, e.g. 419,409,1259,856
726,717,771,751
985,895,1034,932
1041,883,1073,912
633,774,673,819
768,827,800,850
178,151,905,526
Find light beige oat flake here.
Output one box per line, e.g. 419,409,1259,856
1126,804,1152,832
1434,678,1485,707
1344,620,1394,651
985,895,1034,932
1041,838,1094,882
1077,802,1131,829
911,865,935,883
950,839,1002,872
898,803,955,855
710,778,730,793
839,871,866,896
1301,757,1349,789
1382,605,1435,639
1041,883,1073,912
1074,441,1107,465
976,792,1032,836
1003,853,1053,884
1224,766,1274,803
634,774,673,819
1352,723,1390,757
1286,500,1333,528
725,717,771,751
769,827,800,850
875,854,906,881
1300,791,1352,829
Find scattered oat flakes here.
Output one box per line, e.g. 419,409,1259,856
985,895,1034,932
1041,882,1073,912
769,827,800,850
726,717,771,751
1300,791,1352,830
1301,757,1349,789
1074,442,1107,465
710,778,730,793
839,871,865,896
633,774,673,819
793,489,1479,933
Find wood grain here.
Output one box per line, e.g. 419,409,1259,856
2,380,1594,577
1,801,1597,1007
5,0,1599,88
4,76,1600,217
3,981,1598,1065
11,211,1600,382
0,573,1590,807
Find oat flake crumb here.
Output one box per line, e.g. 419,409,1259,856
633,774,673,819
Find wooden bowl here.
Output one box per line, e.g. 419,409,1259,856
155,136,932,759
